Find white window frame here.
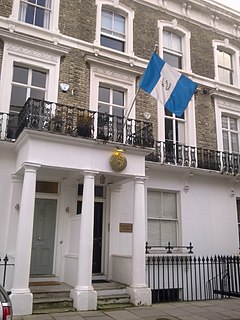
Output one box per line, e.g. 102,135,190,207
157,21,196,146
0,41,61,114
95,0,134,55
221,114,239,153
214,96,240,153
163,30,183,69
158,20,192,72
10,64,48,111
10,0,60,33
147,189,180,249
213,40,239,87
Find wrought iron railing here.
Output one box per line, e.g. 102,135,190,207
146,255,240,303
0,255,14,288
2,99,240,175
146,140,240,175
145,241,194,254
1,98,154,148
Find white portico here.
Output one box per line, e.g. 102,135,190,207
7,129,152,314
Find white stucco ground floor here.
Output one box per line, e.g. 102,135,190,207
0,130,239,315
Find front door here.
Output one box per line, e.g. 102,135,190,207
30,199,57,275
92,202,103,273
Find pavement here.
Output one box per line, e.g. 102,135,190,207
13,298,240,320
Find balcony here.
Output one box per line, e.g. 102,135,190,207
146,140,240,175
0,98,154,148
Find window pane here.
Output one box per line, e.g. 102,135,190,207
218,50,231,68
114,13,125,34
113,90,124,106
222,131,229,151
30,88,45,100
25,4,34,24
10,85,27,106
230,118,237,131
161,221,177,246
147,191,162,218
218,67,232,84
148,220,161,246
172,33,181,52
13,66,28,84
35,7,45,27
100,35,124,52
163,31,170,48
163,52,181,69
231,133,239,153
165,107,172,117
176,121,185,144
222,116,228,129
112,106,124,117
102,10,112,29
37,0,46,6
165,118,173,141
162,192,177,219
99,87,110,103
98,103,109,113
32,70,46,88
36,181,58,193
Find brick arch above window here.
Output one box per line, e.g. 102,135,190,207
95,0,134,55
158,20,192,72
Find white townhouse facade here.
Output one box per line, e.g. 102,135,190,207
0,0,240,315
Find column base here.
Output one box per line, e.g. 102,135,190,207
70,288,97,310
126,286,152,306
10,291,33,315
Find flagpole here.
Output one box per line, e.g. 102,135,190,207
123,87,140,129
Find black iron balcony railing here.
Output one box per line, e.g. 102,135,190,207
0,98,154,148
1,99,240,176
146,140,240,175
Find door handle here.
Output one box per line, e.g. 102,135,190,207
37,236,43,241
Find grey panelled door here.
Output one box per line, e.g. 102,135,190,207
30,199,57,275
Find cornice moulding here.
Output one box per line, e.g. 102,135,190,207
0,26,69,56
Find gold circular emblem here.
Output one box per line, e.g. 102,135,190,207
110,152,127,172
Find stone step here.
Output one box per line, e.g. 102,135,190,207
97,293,130,305
98,302,134,310
33,307,76,314
32,290,70,299
33,297,74,310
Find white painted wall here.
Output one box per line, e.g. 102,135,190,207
146,166,239,256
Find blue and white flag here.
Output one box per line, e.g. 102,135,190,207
139,52,198,117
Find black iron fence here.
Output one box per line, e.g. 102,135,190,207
0,255,14,288
146,255,240,303
1,99,154,148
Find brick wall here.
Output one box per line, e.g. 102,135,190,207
58,49,90,108
0,0,12,18
58,1,96,43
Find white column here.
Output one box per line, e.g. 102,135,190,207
70,170,98,311
108,185,122,280
10,163,40,315
127,176,151,306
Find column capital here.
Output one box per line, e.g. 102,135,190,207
83,170,99,177
22,162,41,173
134,176,148,183
11,174,22,183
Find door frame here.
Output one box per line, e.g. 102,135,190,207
32,192,60,278
92,197,106,275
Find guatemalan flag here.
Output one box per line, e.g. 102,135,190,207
139,52,198,117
